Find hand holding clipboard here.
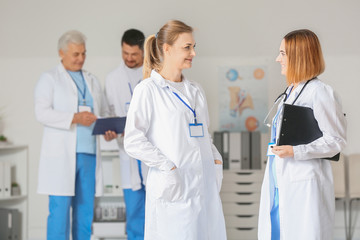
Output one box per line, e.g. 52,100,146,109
92,117,126,135
272,79,340,161
277,104,339,161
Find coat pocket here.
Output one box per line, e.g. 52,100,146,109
288,158,320,182
154,168,183,202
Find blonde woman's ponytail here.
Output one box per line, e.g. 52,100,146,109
143,35,161,79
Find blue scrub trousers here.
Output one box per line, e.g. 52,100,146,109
271,187,280,240
123,160,146,240
47,153,96,240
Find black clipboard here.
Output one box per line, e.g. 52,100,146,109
92,117,126,135
278,104,339,161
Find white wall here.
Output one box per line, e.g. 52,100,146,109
0,0,359,239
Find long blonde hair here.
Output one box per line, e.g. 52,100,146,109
143,20,193,79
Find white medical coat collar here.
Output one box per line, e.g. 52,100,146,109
57,63,94,96
286,78,317,103
120,61,143,72
57,63,91,76
150,69,194,89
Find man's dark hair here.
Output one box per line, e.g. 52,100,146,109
121,29,145,50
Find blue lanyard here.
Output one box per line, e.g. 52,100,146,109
128,82,133,97
172,91,197,125
286,86,294,102
71,72,87,104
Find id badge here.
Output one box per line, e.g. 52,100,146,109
267,142,276,156
79,105,91,112
125,102,130,113
189,123,204,137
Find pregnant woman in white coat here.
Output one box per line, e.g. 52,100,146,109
124,20,227,240
258,29,347,240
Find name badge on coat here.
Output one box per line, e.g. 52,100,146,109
78,105,92,112
189,123,204,137
267,142,276,156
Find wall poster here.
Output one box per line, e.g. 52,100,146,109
218,66,268,133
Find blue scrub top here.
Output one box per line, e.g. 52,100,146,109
68,70,96,154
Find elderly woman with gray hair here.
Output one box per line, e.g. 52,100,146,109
34,30,116,240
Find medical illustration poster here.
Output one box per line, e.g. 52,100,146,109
218,66,268,133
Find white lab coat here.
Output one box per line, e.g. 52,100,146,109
104,62,148,190
124,70,227,240
35,64,104,196
258,79,347,240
